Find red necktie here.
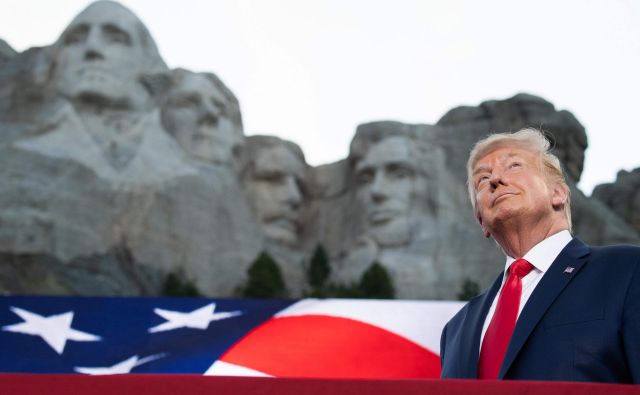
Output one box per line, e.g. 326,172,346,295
478,258,534,379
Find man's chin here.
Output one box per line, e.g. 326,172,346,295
484,206,525,228
263,223,299,246
59,78,133,107
368,219,411,247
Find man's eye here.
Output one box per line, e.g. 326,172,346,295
476,175,490,187
171,94,201,109
64,26,88,45
509,162,522,169
256,172,285,183
387,164,414,179
103,25,132,45
356,170,374,185
211,99,227,116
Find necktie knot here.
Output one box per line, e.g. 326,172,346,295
510,258,534,279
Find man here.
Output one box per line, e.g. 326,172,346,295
440,128,640,382
330,124,459,299
242,136,307,247
353,135,420,247
349,125,437,249
42,0,173,173
52,0,166,111
161,69,244,169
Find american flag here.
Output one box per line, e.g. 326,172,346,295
0,295,463,378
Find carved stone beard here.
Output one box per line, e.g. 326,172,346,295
77,109,145,171
369,217,412,248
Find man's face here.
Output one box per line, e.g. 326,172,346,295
53,2,148,108
162,73,241,165
246,145,305,246
471,147,560,237
354,136,417,247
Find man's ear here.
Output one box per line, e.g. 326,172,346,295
477,213,491,238
551,183,569,210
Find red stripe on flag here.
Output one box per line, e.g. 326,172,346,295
220,314,441,378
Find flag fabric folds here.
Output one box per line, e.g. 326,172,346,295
0,295,463,378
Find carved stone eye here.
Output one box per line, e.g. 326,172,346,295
387,163,414,179
63,25,89,45
171,94,201,109
356,168,375,186
103,24,132,46
256,171,286,184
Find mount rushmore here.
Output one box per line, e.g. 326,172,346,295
0,1,638,299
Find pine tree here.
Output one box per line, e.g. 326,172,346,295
162,272,201,297
242,251,288,298
308,244,330,288
457,279,480,301
359,262,395,299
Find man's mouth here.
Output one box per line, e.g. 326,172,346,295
266,216,298,232
78,65,111,76
369,210,398,224
492,192,516,207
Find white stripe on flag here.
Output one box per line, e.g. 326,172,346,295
205,360,272,377
274,299,464,353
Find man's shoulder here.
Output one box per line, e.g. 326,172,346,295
575,241,640,281
589,242,640,261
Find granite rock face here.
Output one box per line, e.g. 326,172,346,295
0,39,16,65
592,168,640,234
0,1,261,297
0,1,637,300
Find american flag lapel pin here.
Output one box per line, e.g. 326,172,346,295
563,266,575,274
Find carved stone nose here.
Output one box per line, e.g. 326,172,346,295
84,49,104,61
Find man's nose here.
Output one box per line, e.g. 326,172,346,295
83,28,104,61
489,169,505,189
283,177,302,208
198,101,221,127
370,173,389,203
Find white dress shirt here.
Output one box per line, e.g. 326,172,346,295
479,230,573,350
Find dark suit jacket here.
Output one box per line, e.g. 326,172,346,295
440,238,640,383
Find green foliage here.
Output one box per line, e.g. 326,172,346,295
359,262,395,299
309,261,395,299
242,251,288,298
308,245,330,288
162,272,201,297
457,279,480,301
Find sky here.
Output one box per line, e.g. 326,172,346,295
2,0,639,194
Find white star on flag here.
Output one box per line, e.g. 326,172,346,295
2,306,101,354
148,303,242,333
75,353,166,375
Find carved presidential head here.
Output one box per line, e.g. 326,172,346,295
161,69,244,167
51,1,167,110
242,136,307,246
349,122,436,248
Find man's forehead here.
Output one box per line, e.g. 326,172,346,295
474,147,533,169
357,137,415,169
68,3,140,32
254,146,304,175
174,74,225,102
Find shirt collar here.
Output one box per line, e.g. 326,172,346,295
504,229,573,275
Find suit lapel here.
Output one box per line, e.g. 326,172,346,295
498,238,591,378
460,273,503,377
